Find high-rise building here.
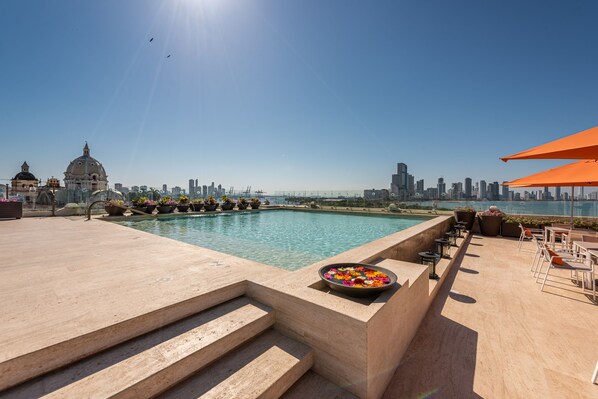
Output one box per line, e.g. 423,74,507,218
189,179,195,198
480,180,487,200
114,183,123,192
407,174,415,197
162,184,168,194
464,178,472,199
416,179,424,195
502,182,509,200
555,186,561,200
437,178,446,198
172,186,182,196
492,181,500,200
202,185,208,198
390,163,409,200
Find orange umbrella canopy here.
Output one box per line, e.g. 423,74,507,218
501,125,598,161
504,159,598,187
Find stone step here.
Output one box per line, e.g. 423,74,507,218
0,297,273,399
281,370,359,399
158,329,314,399
0,282,246,391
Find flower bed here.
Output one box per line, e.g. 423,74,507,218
319,263,397,297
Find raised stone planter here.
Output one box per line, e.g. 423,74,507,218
478,215,503,236
0,202,23,219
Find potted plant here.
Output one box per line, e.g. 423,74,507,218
250,198,261,209
104,199,126,216
478,206,505,236
0,198,23,219
220,195,234,211
190,198,203,212
131,196,148,214
204,196,219,212
453,206,476,230
177,195,190,213
237,197,248,210
145,199,157,214
157,196,175,214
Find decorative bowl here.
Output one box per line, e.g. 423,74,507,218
318,263,398,298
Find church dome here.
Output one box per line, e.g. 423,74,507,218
14,171,36,180
13,162,36,181
64,143,108,183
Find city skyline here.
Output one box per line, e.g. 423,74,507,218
2,1,598,192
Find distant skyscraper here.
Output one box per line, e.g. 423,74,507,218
202,185,208,198
492,181,500,200
502,182,509,200
189,179,195,198
390,163,409,200
437,178,446,198
555,186,561,200
416,179,424,195
407,174,415,197
465,178,472,199
480,180,487,200
162,184,168,194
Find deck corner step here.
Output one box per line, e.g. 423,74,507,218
21,297,273,399
159,329,314,399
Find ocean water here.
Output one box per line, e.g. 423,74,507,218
416,200,598,217
115,210,426,270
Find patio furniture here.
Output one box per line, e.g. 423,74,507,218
539,246,595,301
435,238,451,258
419,251,440,280
534,243,575,280
518,223,543,250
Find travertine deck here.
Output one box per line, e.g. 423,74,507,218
383,235,598,399
0,217,284,375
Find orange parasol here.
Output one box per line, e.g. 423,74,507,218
504,159,598,187
504,159,598,223
501,125,598,161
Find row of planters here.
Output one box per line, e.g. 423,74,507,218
105,195,265,216
453,206,598,237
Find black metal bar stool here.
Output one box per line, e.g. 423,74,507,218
445,230,459,246
419,251,440,280
435,238,451,258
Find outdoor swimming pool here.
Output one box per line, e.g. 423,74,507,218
115,210,427,270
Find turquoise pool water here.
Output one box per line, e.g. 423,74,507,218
115,210,426,270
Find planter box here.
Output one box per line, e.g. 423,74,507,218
176,205,189,213
190,203,203,212
478,215,503,236
204,204,218,212
501,221,521,238
104,205,126,217
0,202,23,219
453,210,476,230
250,204,260,209
221,203,234,211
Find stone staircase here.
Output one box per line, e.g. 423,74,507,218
0,296,317,399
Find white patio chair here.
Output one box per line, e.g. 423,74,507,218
518,223,543,250
540,246,595,301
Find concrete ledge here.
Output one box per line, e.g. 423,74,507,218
248,216,468,399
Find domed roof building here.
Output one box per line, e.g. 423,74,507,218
64,143,108,200
11,161,39,202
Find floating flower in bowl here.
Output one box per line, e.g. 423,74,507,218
318,263,397,298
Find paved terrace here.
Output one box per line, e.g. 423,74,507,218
383,235,598,399
0,216,596,398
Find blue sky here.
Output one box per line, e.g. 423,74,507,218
2,0,598,194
